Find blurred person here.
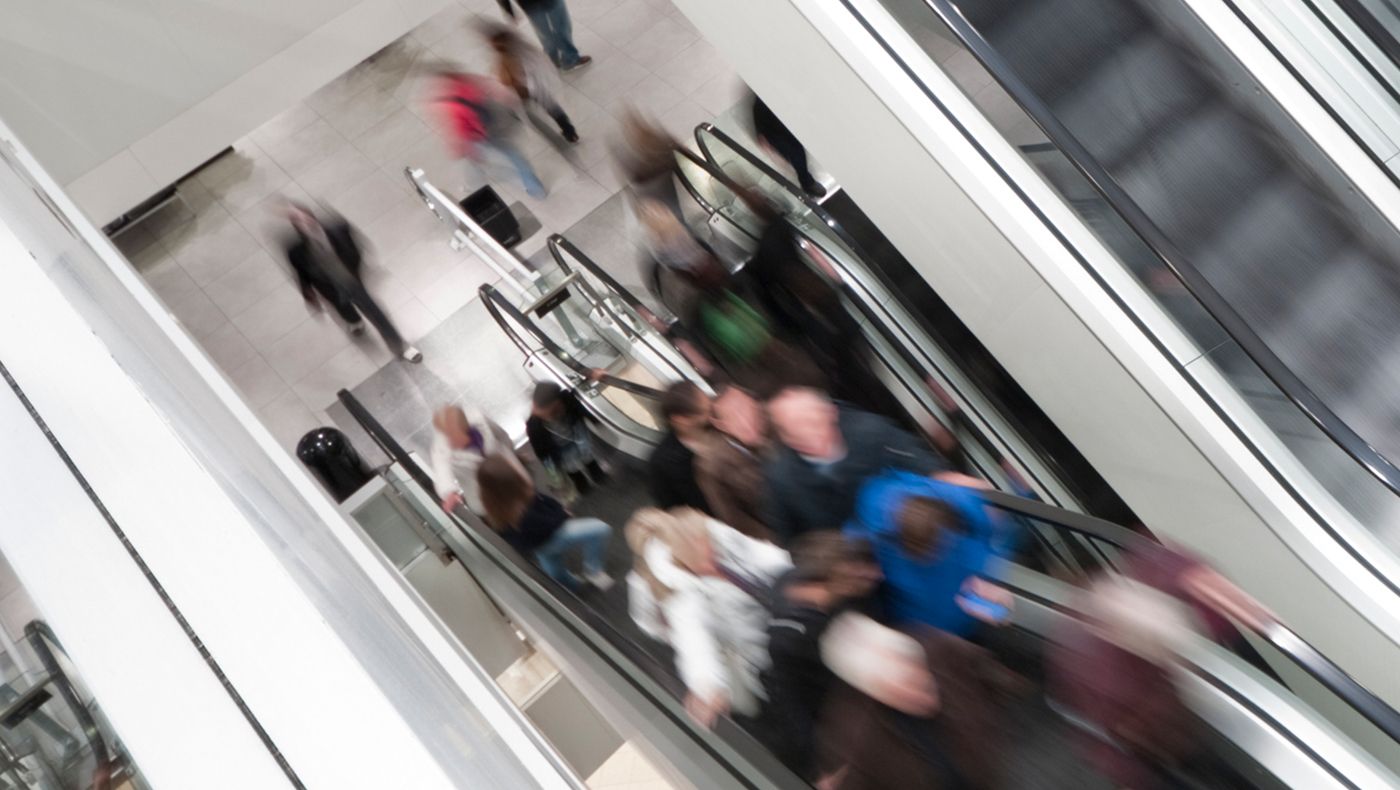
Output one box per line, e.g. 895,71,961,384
429,68,547,198
765,388,950,543
431,403,525,516
477,454,613,589
485,24,579,144
625,507,792,727
846,470,1015,638
818,614,1025,790
648,381,713,512
496,0,592,72
751,95,825,199
637,202,825,396
526,381,605,497
1051,543,1273,789
763,532,883,779
617,110,683,219
283,202,422,362
695,386,771,540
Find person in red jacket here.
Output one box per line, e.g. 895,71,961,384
429,69,546,198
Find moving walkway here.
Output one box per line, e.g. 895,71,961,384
383,159,1400,787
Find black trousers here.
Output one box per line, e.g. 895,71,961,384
761,126,820,192
316,280,406,355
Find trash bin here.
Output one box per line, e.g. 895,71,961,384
460,185,521,248
297,427,374,503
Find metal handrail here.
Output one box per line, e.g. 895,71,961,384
404,167,534,293
336,390,808,790
478,284,667,400
687,114,1400,748
912,0,1400,499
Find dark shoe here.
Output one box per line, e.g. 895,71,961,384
562,55,593,73
802,179,827,199
563,129,580,144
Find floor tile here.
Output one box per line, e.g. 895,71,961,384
324,169,417,230
264,312,356,384
297,145,383,204
689,70,746,117
164,286,228,339
202,320,260,372
364,196,451,260
654,38,728,96
293,344,384,413
231,286,314,349
257,118,350,179
353,107,433,170
569,53,650,108
391,236,471,296
229,353,291,410
605,74,684,120
418,259,496,320
250,102,323,148
204,247,291,318
133,248,201,304
589,0,672,49
212,152,293,216
234,181,318,256
167,210,265,286
624,14,700,74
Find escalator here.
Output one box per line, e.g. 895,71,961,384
865,0,1400,574
391,157,1400,786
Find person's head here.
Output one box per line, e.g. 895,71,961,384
664,507,718,577
661,381,711,436
896,496,965,559
287,201,319,236
476,454,535,528
789,532,882,602
832,536,882,600
711,386,765,448
822,613,938,717
767,387,840,460
531,381,565,420
433,405,478,450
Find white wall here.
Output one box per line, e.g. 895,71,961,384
0,0,451,225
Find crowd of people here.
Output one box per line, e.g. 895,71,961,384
290,4,1278,784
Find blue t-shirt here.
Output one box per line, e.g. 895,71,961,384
845,472,1008,636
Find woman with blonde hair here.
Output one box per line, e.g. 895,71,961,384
625,507,791,728
430,403,525,517
476,455,613,590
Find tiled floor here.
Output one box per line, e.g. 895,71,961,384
115,0,751,450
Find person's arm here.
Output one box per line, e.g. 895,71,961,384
429,436,463,511
877,416,949,476
661,585,730,727
714,523,791,581
525,417,559,470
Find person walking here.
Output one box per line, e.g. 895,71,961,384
647,381,714,513
486,24,580,144
429,68,547,198
752,95,825,198
497,0,592,72
283,203,422,362
477,454,614,590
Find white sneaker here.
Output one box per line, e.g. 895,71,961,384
349,320,366,335
584,571,614,592
401,345,423,363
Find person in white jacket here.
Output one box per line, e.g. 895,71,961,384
430,404,527,517
624,507,791,728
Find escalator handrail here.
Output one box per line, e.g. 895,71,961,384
336,389,808,790
546,232,649,340
478,283,668,401
682,123,1400,742
679,129,1026,478
900,0,1400,501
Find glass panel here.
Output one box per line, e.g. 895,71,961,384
0,555,149,790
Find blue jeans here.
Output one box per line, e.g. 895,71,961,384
534,517,610,584
475,139,546,198
525,0,581,68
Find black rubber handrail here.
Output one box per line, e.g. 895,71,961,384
912,0,1400,498
478,283,667,400
681,126,1037,483
336,389,807,790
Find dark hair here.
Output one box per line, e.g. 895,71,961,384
531,381,564,409
660,381,705,423
477,454,533,528
789,531,856,584
896,496,965,558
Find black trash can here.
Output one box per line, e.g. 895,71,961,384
460,185,521,248
297,427,374,503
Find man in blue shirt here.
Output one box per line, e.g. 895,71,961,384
845,471,1014,636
